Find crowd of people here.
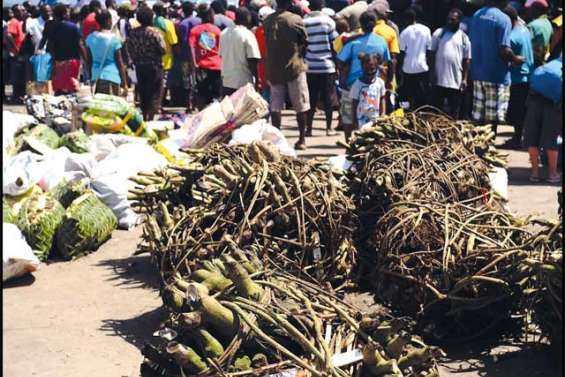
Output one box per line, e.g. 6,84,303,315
2,0,563,177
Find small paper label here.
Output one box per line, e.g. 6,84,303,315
313,248,321,261
332,348,363,368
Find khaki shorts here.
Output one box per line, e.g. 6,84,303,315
270,72,310,113
340,88,353,125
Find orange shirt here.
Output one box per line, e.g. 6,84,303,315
373,19,399,55
7,18,25,54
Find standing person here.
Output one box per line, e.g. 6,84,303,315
526,0,553,66
263,0,311,149
105,0,119,27
523,55,562,183
371,2,399,108
303,0,339,136
337,0,368,30
43,4,87,95
469,0,524,135
254,5,275,104
3,7,13,101
126,6,166,120
153,2,178,106
85,10,128,95
336,11,391,141
26,5,52,53
172,1,201,109
82,0,102,40
398,7,432,110
6,5,28,103
117,2,136,41
503,5,534,148
219,7,261,96
351,53,387,130
211,0,235,30
189,4,222,109
430,8,471,119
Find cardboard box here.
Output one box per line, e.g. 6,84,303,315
26,81,53,96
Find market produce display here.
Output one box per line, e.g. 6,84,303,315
130,142,358,289
342,112,551,339
16,193,65,261
50,178,90,208
140,248,441,377
59,130,90,154
55,191,118,260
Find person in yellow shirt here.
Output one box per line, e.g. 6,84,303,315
153,2,178,70
152,2,178,106
370,1,398,111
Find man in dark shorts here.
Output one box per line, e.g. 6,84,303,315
522,55,562,183
304,0,339,136
264,0,311,150
189,4,222,109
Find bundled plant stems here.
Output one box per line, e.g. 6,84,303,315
343,111,544,340
130,142,358,289
55,191,118,260
140,243,441,377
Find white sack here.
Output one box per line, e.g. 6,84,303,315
3,223,40,282
90,143,167,229
229,119,297,157
488,167,509,201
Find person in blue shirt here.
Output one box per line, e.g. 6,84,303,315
522,55,562,183
503,5,534,149
85,10,128,95
336,11,391,141
469,0,525,135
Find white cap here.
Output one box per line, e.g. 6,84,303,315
259,5,275,20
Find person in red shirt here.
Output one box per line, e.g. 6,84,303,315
82,0,102,40
255,6,275,103
189,4,222,109
6,4,27,103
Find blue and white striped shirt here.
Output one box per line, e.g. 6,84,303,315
304,11,339,74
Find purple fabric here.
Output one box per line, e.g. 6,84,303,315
177,16,202,60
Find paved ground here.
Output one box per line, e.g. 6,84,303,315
3,107,562,377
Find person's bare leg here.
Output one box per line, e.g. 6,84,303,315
271,111,282,129
306,108,315,136
546,149,559,179
528,147,540,179
295,111,308,148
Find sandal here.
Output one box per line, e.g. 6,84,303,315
529,176,541,183
546,176,561,183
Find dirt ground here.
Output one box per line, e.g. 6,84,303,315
3,108,562,377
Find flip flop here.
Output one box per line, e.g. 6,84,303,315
529,176,541,183
546,176,561,183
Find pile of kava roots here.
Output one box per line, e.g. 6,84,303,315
131,111,562,376
344,111,562,346
131,142,441,377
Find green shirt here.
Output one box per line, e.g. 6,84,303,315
527,16,552,50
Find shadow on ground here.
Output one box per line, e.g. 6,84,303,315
440,338,563,377
100,306,168,350
507,166,563,187
95,254,161,291
2,273,36,288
